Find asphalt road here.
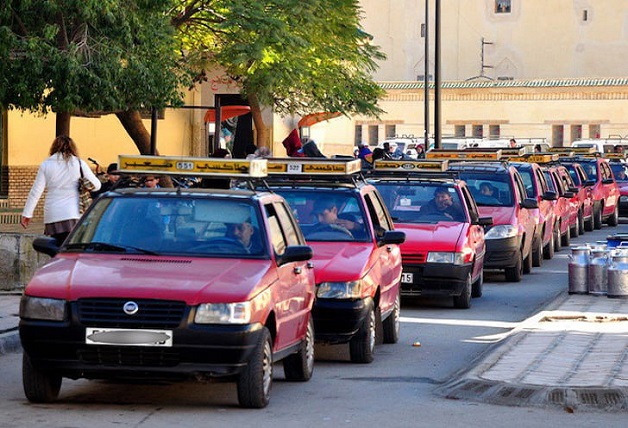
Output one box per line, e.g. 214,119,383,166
1,223,627,427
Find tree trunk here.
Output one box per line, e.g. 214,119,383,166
247,94,268,148
55,111,71,137
115,110,154,155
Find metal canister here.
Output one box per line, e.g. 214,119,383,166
607,252,628,298
588,248,609,295
568,246,590,295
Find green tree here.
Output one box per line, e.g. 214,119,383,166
0,0,190,152
172,0,385,147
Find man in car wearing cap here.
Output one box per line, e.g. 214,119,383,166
91,163,120,199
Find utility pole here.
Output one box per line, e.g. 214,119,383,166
434,0,441,149
423,0,430,150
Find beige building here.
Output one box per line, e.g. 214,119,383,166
2,0,628,221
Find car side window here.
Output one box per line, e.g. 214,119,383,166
364,192,391,237
535,168,549,193
274,202,301,247
460,186,477,222
512,172,527,201
264,204,287,256
601,163,613,180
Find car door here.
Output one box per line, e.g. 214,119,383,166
600,161,619,216
512,171,534,258
265,202,314,350
363,190,401,314
460,185,486,280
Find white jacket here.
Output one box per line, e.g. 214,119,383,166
22,154,102,224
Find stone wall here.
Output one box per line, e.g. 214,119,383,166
0,232,50,291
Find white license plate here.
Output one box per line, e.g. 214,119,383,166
401,273,414,283
86,328,173,347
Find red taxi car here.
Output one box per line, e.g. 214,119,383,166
20,157,316,409
542,165,576,252
552,153,594,232
265,158,405,364
368,159,492,309
428,150,538,282
509,156,558,265
558,151,620,229
606,154,628,217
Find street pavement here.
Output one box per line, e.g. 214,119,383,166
2,225,628,412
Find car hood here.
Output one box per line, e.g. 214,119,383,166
25,254,275,304
308,242,375,283
396,222,464,253
478,206,515,226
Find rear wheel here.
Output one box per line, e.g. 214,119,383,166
471,267,483,298
593,203,603,229
532,235,543,267
584,213,594,232
382,293,400,343
578,209,585,235
283,317,314,382
350,301,376,364
561,223,570,247
543,230,555,259
23,353,62,403
505,250,523,282
607,203,619,227
553,222,562,252
237,327,273,408
570,216,580,238
523,246,533,274
453,273,472,309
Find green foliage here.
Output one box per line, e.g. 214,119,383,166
173,0,385,118
0,0,192,114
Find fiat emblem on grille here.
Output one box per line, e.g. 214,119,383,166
123,301,139,315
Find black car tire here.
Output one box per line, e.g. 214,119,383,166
584,212,594,232
578,209,585,235
23,353,62,403
523,246,533,274
554,222,562,252
453,273,472,309
382,292,400,343
505,250,523,282
607,203,619,227
543,230,555,259
283,317,315,382
593,203,603,230
561,223,570,247
350,300,376,364
237,327,273,408
471,267,483,298
532,235,543,267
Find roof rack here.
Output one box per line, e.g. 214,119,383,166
426,149,504,160
118,155,268,178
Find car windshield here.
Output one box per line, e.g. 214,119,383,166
456,173,514,207
274,190,370,242
610,163,628,182
373,181,467,223
66,196,268,257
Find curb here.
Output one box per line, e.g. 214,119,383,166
0,329,21,355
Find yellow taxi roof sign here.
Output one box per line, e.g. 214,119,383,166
548,146,596,154
426,149,503,160
604,153,627,160
465,147,525,157
266,158,362,175
545,149,575,157
373,159,449,172
512,153,560,163
118,155,268,177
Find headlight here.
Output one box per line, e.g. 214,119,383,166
485,224,518,239
20,296,66,321
317,281,362,299
427,252,465,265
621,196,628,202
194,302,251,325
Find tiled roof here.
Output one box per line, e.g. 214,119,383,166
379,77,628,90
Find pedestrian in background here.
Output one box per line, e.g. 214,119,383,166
21,135,101,245
301,137,326,158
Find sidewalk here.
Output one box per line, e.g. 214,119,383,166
0,292,21,355
436,291,628,411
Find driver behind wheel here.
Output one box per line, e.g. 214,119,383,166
312,199,355,236
420,186,465,221
227,218,263,254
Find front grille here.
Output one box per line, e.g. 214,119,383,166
403,253,427,264
78,345,180,367
77,298,186,329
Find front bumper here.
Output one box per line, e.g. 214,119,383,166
312,298,371,345
399,263,472,297
20,310,264,381
484,236,521,270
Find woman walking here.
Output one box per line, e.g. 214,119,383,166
21,135,101,245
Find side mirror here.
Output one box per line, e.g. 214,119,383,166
542,191,558,201
277,245,313,266
378,230,406,246
521,198,538,209
562,191,575,198
584,179,596,187
32,236,59,257
475,216,493,226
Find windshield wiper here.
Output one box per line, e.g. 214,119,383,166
65,242,158,255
